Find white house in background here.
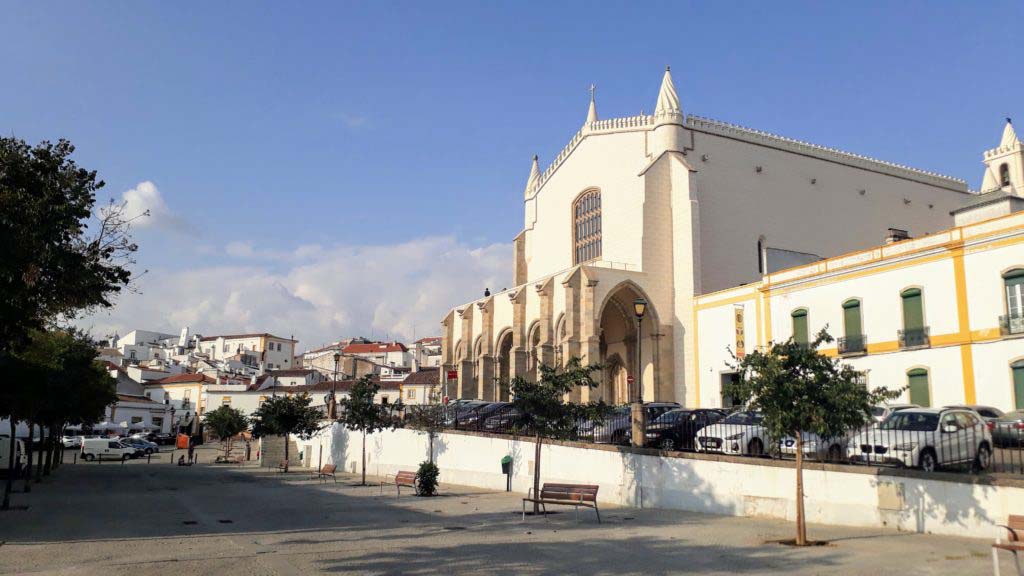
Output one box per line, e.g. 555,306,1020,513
144,373,216,434
266,368,324,387
343,341,412,369
441,67,975,406
196,333,297,371
105,394,173,433
115,329,179,364
412,337,442,369
400,367,439,405
696,122,1024,411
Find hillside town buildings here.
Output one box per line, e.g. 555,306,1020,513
440,67,1023,412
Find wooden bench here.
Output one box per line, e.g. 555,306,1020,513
993,515,1024,575
315,464,337,483
380,470,418,497
522,483,600,523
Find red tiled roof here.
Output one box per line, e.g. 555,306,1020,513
415,337,442,344
198,333,297,342
149,373,215,385
116,394,166,406
402,367,439,386
343,342,408,354
267,369,315,377
101,361,127,374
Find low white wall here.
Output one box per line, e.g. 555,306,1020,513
309,426,1018,539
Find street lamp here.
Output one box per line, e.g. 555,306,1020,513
631,298,647,448
331,351,341,419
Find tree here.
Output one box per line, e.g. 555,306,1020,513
338,376,402,485
203,406,249,462
0,137,137,355
725,329,900,546
405,403,447,464
250,395,323,472
508,357,611,514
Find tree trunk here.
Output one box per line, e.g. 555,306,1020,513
795,434,807,546
44,431,53,476
3,420,16,510
428,431,435,464
283,435,289,473
361,430,367,486
23,423,33,493
36,426,46,479
532,433,542,514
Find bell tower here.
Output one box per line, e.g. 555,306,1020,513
981,119,1024,196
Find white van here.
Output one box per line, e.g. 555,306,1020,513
0,436,27,477
81,438,135,461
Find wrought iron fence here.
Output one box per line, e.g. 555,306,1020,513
837,334,867,355
897,326,930,349
1000,314,1024,336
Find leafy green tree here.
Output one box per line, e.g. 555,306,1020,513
509,357,611,514
203,405,250,462
338,376,402,485
250,395,323,472
726,329,900,546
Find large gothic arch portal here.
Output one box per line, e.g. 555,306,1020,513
495,329,513,401
597,281,661,405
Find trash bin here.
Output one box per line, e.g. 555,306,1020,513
500,455,512,475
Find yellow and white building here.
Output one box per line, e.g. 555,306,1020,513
697,122,1024,411
440,67,981,405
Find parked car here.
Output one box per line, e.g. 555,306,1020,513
0,436,27,478
459,402,512,430
991,410,1024,447
778,431,849,461
846,408,992,472
61,435,82,449
122,438,159,455
581,402,681,445
482,405,525,433
81,438,136,462
869,404,920,423
944,404,1004,424
696,410,771,456
147,432,176,445
445,401,490,427
644,408,728,451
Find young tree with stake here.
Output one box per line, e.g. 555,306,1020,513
203,405,250,462
725,329,900,546
251,395,323,472
338,376,402,485
508,357,611,514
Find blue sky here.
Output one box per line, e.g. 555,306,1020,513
4,2,1022,348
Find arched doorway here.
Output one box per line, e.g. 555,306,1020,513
496,329,513,401
597,282,660,405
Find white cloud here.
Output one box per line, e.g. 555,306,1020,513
119,181,186,231
78,236,510,350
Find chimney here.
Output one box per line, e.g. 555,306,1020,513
885,228,911,244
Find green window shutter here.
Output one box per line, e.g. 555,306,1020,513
1006,270,1024,317
791,309,808,345
907,368,931,407
901,288,924,331
1014,362,1024,411
842,300,862,339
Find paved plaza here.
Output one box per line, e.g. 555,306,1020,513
0,449,1009,575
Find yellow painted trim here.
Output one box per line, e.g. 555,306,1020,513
960,344,977,404
930,333,964,347
866,341,900,354
820,348,838,358
767,251,953,297
971,328,1004,342
692,304,700,408
762,287,773,344
695,292,759,311
755,291,764,347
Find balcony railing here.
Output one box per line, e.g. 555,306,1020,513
837,334,867,355
1001,314,1024,336
898,327,930,349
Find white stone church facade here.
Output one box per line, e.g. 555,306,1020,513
440,68,977,406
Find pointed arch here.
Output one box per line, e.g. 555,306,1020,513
572,188,602,265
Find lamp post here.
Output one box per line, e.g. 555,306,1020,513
331,351,341,419
631,298,647,448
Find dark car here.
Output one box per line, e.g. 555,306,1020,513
147,432,176,445
579,402,681,445
482,405,525,434
644,408,728,451
459,402,512,430
445,401,490,428
118,439,148,458
944,405,1004,423
991,410,1024,447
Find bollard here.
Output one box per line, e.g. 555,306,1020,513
73,452,77,465
147,453,152,464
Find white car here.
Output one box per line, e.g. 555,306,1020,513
81,438,136,462
696,411,771,456
869,403,920,423
61,435,82,449
778,431,848,461
846,408,993,472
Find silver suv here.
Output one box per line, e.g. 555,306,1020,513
847,408,993,472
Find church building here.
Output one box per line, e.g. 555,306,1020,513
440,68,978,406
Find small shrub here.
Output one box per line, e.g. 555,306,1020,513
416,460,439,496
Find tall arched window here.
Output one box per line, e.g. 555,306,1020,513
573,189,602,264
1001,163,1011,187
1014,360,1024,410
840,299,865,354
907,367,931,407
899,287,929,348
791,308,809,346
1005,268,1024,335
